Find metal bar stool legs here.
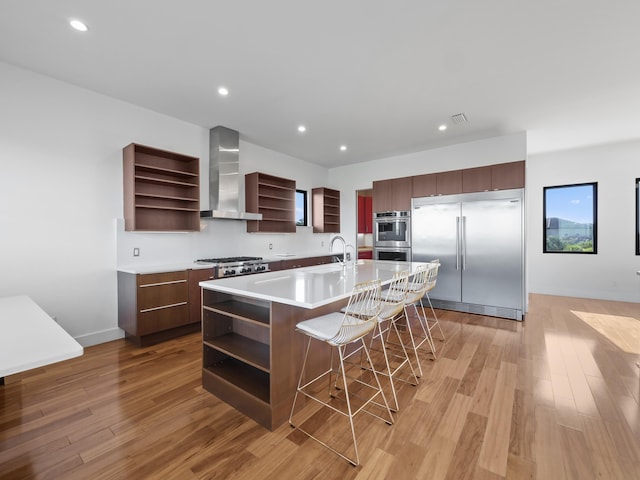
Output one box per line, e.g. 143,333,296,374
289,279,394,466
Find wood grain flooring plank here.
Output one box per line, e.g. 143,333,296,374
533,404,566,480
509,389,535,461
477,361,517,476
470,366,499,417
443,412,488,480
558,425,594,480
505,453,535,480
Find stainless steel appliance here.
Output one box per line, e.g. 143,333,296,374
373,211,411,248
195,256,270,277
373,247,411,262
411,189,524,320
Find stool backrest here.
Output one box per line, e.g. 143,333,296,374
408,264,429,295
425,260,440,293
384,270,410,304
330,279,381,345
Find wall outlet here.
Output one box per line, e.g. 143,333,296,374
133,247,140,257
269,243,273,250
321,241,324,247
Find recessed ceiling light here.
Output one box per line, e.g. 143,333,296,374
217,86,229,96
438,124,447,131
340,145,347,151
297,125,306,133
69,19,88,32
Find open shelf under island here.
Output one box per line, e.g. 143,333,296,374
199,259,427,430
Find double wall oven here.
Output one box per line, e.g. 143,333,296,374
373,211,411,261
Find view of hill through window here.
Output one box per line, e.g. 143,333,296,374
544,183,597,253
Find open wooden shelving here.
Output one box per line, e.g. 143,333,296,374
123,143,200,231
312,187,340,233
245,172,296,233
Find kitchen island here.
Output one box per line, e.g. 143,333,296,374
199,259,425,430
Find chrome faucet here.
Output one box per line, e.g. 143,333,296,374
330,235,347,267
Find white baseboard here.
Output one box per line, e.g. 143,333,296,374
75,327,125,347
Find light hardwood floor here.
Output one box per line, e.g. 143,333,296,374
1,294,639,479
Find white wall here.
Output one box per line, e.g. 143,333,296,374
527,140,640,302
0,61,206,345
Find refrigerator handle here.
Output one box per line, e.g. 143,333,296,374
455,216,460,270
461,216,466,270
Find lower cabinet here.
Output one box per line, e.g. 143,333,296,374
118,269,204,346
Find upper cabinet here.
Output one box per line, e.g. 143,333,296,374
412,173,437,197
357,195,373,233
312,187,341,233
491,161,525,190
407,162,525,199
245,172,296,233
463,161,525,192
462,166,492,193
436,170,463,195
372,176,412,212
412,170,464,197
123,143,200,232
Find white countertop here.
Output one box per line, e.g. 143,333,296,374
0,295,83,378
200,259,427,309
117,262,214,275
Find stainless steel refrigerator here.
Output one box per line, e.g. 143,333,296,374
411,189,524,320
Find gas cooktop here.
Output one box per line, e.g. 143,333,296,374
195,256,262,265
195,256,269,277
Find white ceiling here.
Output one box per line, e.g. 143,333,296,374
2,0,640,167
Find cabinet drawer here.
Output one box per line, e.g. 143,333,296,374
137,271,188,310
137,303,190,335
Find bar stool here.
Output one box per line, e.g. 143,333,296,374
289,279,394,466
341,270,419,412
421,259,445,344
398,263,437,377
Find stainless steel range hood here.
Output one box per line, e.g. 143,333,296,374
200,126,262,220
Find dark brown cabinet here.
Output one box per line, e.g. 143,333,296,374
123,144,200,232
436,170,463,195
463,166,492,193
245,172,296,233
462,162,525,192
372,176,412,212
118,270,199,346
491,161,525,190
412,173,437,197
312,187,340,233
188,267,215,324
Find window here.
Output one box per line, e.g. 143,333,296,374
543,182,597,253
295,190,307,226
636,178,640,255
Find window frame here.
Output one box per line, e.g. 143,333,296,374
543,182,598,254
295,189,308,226
636,178,640,255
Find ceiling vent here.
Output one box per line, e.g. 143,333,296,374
450,113,468,125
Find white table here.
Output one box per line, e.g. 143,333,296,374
0,295,83,384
